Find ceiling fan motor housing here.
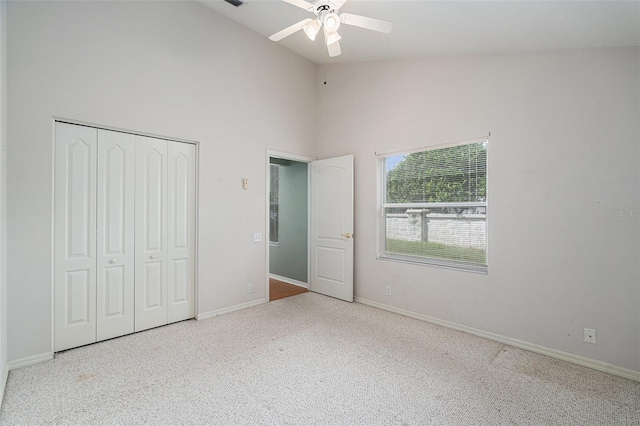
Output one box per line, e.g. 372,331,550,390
323,12,341,33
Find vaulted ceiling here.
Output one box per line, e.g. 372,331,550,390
200,0,640,64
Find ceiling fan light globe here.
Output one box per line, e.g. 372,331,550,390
325,31,341,46
323,13,341,33
303,19,321,41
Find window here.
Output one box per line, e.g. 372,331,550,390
378,138,488,273
269,164,279,244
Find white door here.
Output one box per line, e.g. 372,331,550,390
96,129,135,341
55,124,197,349
310,155,354,302
54,123,98,351
135,136,168,332
167,142,196,323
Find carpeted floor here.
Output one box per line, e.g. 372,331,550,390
1,293,639,425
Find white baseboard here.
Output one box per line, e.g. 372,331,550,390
196,298,266,321
269,274,308,289
0,362,7,406
6,351,54,371
355,297,640,382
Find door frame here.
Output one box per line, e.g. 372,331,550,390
265,150,315,302
50,116,201,352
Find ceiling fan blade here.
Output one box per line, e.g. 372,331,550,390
340,13,393,33
282,0,316,12
327,40,342,57
269,18,313,42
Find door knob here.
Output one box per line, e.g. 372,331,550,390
150,254,157,259
340,233,352,239
109,258,118,264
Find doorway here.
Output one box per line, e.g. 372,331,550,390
267,154,310,301
265,150,355,303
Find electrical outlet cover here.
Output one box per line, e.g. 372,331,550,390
584,328,596,344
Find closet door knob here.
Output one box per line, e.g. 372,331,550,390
110,258,118,264
150,254,157,260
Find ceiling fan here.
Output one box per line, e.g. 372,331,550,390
269,0,393,58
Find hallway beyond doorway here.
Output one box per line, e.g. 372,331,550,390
269,278,308,301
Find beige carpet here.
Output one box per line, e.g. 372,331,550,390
1,293,638,425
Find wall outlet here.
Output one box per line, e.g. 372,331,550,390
247,283,253,294
385,286,391,296
584,328,596,344
253,233,262,242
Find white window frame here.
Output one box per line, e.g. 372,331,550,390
377,137,489,274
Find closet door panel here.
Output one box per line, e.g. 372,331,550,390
97,130,135,341
54,123,98,352
135,136,168,332
167,142,196,323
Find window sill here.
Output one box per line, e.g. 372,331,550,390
377,254,488,275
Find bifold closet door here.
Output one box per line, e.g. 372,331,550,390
55,123,196,350
135,136,169,332
96,130,135,341
167,142,196,323
134,137,196,330
55,124,136,351
54,123,98,352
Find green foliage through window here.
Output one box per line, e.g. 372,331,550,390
386,142,487,204
386,238,487,265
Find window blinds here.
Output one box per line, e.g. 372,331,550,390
379,138,488,272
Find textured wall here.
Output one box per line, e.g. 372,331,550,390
0,0,8,392
7,1,316,361
317,48,640,372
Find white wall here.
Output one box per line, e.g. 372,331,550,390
316,48,640,372
7,1,316,361
0,0,8,397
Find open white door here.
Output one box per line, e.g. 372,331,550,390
310,155,354,302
